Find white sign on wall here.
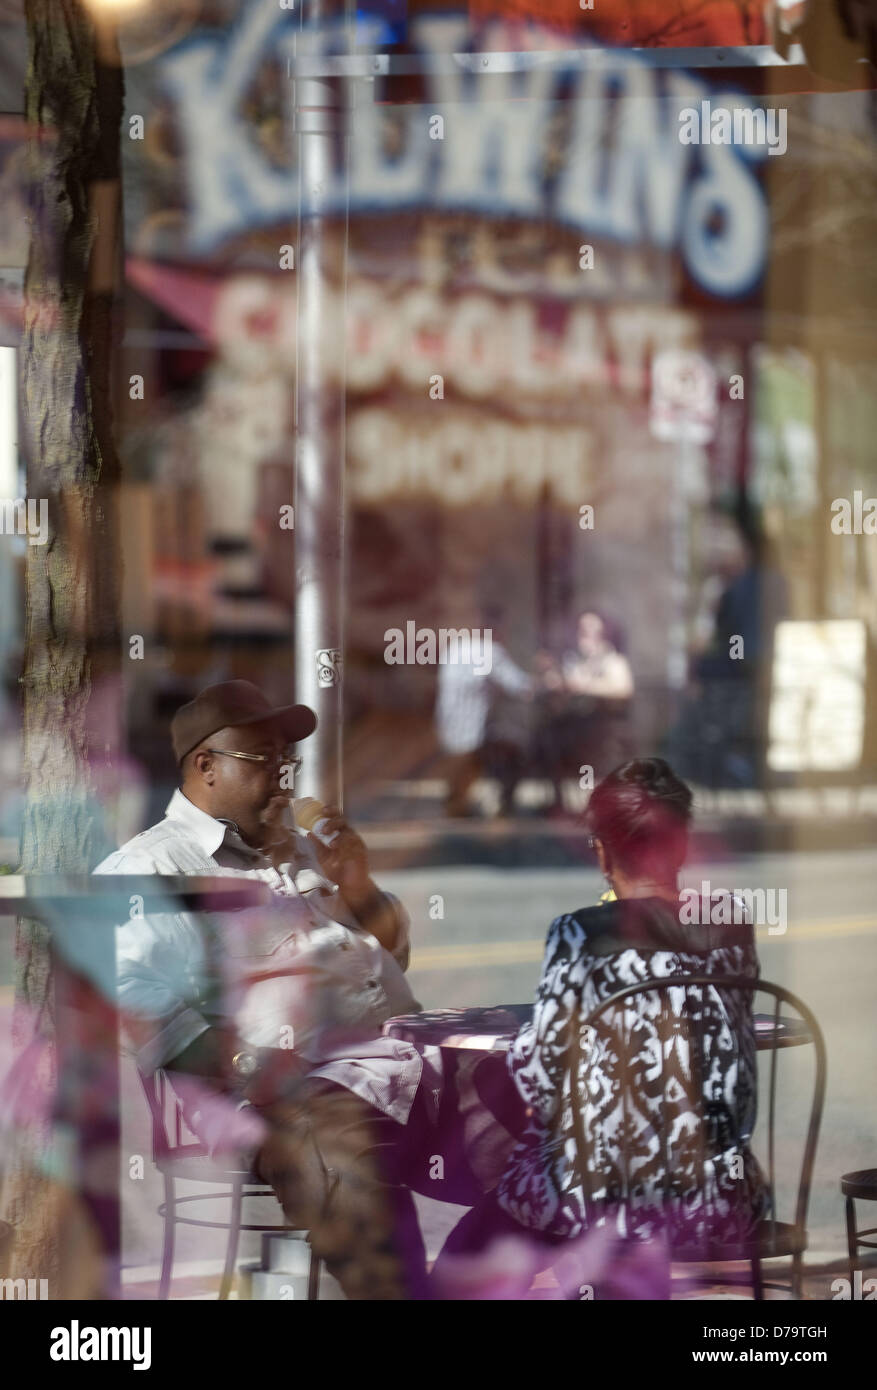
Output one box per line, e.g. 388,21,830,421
650,349,718,444
768,619,867,771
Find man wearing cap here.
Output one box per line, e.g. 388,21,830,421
94,681,439,1299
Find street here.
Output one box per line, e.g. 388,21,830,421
115,844,877,1294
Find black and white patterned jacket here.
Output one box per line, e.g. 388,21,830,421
497,896,769,1244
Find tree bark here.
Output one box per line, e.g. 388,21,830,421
1,0,123,1293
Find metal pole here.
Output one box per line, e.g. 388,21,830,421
293,0,349,807
667,435,691,693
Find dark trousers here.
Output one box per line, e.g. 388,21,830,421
255,1079,434,1299
444,750,481,816
254,1074,492,1300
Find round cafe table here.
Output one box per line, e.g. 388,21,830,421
382,1004,810,1197
383,1006,533,1195
383,1004,809,1054
383,1004,532,1053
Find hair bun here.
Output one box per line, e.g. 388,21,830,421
585,758,693,876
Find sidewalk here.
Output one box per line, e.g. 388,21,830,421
121,1242,859,1302
353,778,877,869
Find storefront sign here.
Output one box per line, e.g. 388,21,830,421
157,2,771,298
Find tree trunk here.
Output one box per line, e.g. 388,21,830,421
1,0,123,1293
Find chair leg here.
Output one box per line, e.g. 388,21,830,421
219,1180,244,1301
750,1253,764,1301
791,1252,803,1301
159,1174,176,1300
845,1197,858,1287
307,1243,321,1302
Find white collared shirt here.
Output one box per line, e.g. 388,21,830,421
94,789,432,1126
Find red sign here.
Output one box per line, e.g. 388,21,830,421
465,0,769,45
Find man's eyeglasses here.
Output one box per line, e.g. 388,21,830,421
206,748,303,774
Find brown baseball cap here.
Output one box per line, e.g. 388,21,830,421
171,680,317,765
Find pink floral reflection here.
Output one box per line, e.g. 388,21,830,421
433,1222,671,1301
0,1001,53,1134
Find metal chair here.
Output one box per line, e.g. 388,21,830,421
139,1069,319,1300
841,1169,877,1285
571,976,826,1299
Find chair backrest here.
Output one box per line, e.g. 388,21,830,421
571,975,826,1247
138,1068,209,1163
